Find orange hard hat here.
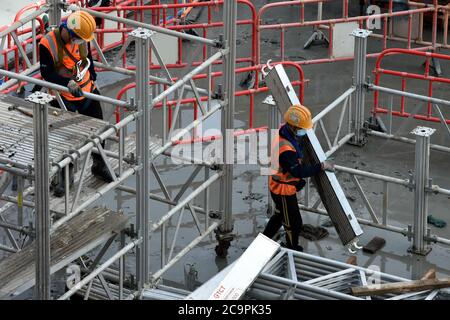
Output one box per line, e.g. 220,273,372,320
284,104,313,129
66,11,96,42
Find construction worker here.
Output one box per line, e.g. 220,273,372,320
39,11,113,197
263,104,334,252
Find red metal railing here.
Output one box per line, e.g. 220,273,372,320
256,0,448,65
91,0,257,68
114,61,307,141
373,48,450,124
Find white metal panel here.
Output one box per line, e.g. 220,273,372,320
185,262,236,300
101,12,123,49
393,14,419,40
207,234,280,300
306,129,364,236
151,32,179,66
332,22,360,58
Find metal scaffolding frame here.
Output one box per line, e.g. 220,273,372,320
0,1,448,300
0,0,235,299
247,248,444,300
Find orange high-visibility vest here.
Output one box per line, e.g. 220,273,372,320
40,29,94,101
269,134,302,196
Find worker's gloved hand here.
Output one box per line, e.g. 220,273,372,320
295,179,306,192
67,80,83,97
321,160,335,172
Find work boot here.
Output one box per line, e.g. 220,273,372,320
91,153,114,183
52,164,74,198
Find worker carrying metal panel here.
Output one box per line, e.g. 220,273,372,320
39,11,114,197
262,61,363,253
264,104,335,252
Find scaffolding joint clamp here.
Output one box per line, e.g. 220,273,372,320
208,210,222,220
104,123,119,135
88,134,103,146
211,84,224,100
214,225,234,242
124,223,138,239
214,35,225,49
67,149,81,162
406,225,414,240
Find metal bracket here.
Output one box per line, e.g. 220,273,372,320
124,223,138,239
208,210,222,220
407,225,413,241
347,238,363,254
350,28,372,39
215,231,234,242
129,28,155,39
211,84,224,100
411,126,436,137
215,34,225,49
25,92,54,105
407,171,415,191
261,59,274,78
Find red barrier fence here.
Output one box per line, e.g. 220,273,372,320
114,61,307,131
257,0,448,65
373,48,450,124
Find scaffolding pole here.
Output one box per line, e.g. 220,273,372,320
215,0,237,258
349,29,371,146
131,28,152,289
409,126,435,255
47,0,61,28
27,92,54,300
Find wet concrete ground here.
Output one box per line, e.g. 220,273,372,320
0,0,449,297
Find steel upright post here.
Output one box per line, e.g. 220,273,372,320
48,0,62,27
409,126,435,255
349,29,371,146
131,28,152,288
265,97,280,216
27,92,54,300
216,0,237,258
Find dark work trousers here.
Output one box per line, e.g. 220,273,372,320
50,88,103,119
263,192,303,251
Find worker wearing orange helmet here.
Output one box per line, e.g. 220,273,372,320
39,11,113,197
263,104,334,252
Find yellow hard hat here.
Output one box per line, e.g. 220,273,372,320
284,104,313,129
66,11,96,42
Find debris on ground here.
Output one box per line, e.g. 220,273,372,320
351,278,450,296
300,224,329,241
427,215,447,228
320,219,333,228
242,192,265,202
346,256,357,265
421,269,436,280
363,236,386,254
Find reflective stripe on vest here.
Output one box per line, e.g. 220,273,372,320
269,134,301,196
40,30,93,101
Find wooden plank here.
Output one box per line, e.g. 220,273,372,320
351,278,450,296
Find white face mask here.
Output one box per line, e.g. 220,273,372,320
296,129,307,137
72,38,84,45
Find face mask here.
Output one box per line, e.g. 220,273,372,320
72,38,84,45
296,129,307,137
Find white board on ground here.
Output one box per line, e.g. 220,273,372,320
332,22,360,58
207,233,280,300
